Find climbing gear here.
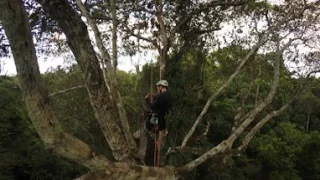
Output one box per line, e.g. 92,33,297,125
149,113,158,125
156,80,169,87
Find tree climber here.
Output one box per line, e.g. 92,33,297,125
133,80,172,166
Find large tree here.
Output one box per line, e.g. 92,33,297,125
1,0,320,179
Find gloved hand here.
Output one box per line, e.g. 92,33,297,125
145,93,155,101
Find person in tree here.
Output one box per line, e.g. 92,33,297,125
133,80,172,165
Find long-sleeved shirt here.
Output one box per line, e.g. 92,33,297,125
145,91,172,131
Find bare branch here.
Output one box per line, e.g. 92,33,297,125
227,34,282,144
236,37,304,125
237,101,292,152
108,0,118,73
178,21,300,171
178,44,281,172
235,69,320,152
75,0,112,71
122,23,158,47
181,35,268,148
49,85,85,97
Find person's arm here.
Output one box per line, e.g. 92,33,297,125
145,93,155,109
147,93,166,109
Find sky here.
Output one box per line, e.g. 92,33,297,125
0,47,158,76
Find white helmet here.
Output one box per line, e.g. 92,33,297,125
156,80,168,87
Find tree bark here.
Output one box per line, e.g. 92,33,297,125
36,0,133,161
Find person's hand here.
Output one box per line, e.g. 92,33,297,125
145,93,155,100
160,129,168,137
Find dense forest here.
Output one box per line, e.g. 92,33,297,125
1,0,320,179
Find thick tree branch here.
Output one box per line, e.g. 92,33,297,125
37,0,134,161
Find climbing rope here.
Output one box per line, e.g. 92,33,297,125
152,124,161,167
150,61,153,94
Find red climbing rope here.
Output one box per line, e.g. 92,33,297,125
152,124,161,167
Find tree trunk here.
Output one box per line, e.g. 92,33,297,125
36,0,134,161
159,52,167,80
306,111,311,133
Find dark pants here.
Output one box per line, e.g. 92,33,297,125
145,135,156,166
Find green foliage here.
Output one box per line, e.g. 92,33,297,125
245,122,317,180
296,132,320,180
43,65,112,157
0,76,86,180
